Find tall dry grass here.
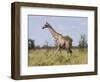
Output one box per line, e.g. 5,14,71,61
28,48,87,66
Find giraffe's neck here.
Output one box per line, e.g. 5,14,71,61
47,25,61,40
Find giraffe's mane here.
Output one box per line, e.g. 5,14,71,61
47,22,63,34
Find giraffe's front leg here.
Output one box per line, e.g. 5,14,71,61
55,46,62,55
55,47,59,55
54,40,62,55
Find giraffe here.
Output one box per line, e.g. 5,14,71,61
42,22,73,54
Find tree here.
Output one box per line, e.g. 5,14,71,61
78,34,87,50
28,39,35,49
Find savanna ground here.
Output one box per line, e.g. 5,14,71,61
28,48,88,66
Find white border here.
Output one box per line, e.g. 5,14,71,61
20,7,95,75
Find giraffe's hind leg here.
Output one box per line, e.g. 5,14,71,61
66,48,72,55
69,48,72,54
67,48,72,58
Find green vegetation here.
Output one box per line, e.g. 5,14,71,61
28,48,88,66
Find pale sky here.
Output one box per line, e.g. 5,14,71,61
28,15,88,47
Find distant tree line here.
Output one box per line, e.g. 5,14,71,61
28,39,35,49
28,34,87,50
78,34,88,51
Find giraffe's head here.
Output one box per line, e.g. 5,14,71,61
42,22,50,29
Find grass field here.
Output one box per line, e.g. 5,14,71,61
28,48,88,66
